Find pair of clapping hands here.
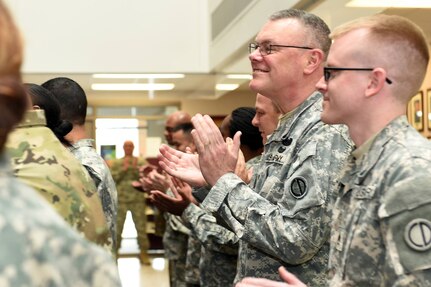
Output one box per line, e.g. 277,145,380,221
150,114,252,216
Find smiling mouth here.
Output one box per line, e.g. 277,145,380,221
253,68,268,73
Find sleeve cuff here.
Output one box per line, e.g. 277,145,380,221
201,172,237,213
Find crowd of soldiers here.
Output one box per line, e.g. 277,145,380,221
0,1,430,287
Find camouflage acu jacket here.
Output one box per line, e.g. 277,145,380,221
0,154,121,287
202,92,352,285
328,116,431,287
6,110,111,250
69,139,118,250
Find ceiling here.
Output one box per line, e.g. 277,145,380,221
21,1,431,106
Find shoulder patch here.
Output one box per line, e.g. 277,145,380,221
290,176,308,199
404,218,431,251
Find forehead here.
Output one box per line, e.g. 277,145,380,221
256,18,305,43
328,29,368,65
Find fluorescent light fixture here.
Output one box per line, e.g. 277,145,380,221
346,0,431,8
91,83,175,91
226,74,252,80
92,73,185,79
215,84,239,91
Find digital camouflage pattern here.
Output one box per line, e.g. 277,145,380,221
202,92,352,285
5,111,111,250
185,235,201,286
69,139,118,252
110,156,149,254
163,212,189,287
0,154,121,287
328,116,431,287
183,203,238,286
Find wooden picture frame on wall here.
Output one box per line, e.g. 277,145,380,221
408,91,424,131
427,89,431,131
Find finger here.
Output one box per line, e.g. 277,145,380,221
191,114,207,154
169,182,182,200
238,277,285,287
278,267,305,286
231,131,242,157
203,114,225,145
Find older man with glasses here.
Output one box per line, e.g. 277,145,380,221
159,9,352,285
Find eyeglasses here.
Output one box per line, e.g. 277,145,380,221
249,42,313,56
324,67,392,84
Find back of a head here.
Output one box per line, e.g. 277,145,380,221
25,83,73,144
0,2,26,151
270,9,331,59
331,14,429,101
230,107,263,152
0,2,22,80
41,77,87,125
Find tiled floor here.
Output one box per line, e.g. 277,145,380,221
117,212,169,287
117,256,169,287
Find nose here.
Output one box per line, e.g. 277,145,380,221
252,115,259,127
249,48,262,62
315,76,327,94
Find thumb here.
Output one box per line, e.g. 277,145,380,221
232,131,242,156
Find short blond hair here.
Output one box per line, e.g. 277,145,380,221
331,14,429,101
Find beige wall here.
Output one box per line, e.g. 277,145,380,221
181,90,255,117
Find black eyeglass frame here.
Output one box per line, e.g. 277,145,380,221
249,42,313,56
324,67,392,84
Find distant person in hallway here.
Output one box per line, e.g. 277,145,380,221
110,140,150,264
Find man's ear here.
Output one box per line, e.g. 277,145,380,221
365,68,387,98
304,49,324,75
32,104,41,110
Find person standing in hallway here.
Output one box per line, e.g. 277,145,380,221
42,77,118,253
110,140,150,264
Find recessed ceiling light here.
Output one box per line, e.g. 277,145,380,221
92,73,185,79
215,84,239,91
226,74,252,80
346,0,431,8
91,83,175,91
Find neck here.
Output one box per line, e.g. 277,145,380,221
65,124,87,143
242,146,263,162
348,107,404,147
275,76,320,114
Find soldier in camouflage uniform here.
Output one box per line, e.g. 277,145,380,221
155,107,268,286
159,9,352,285
237,13,431,287
110,140,150,264
42,77,118,253
317,14,431,287
6,109,111,251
